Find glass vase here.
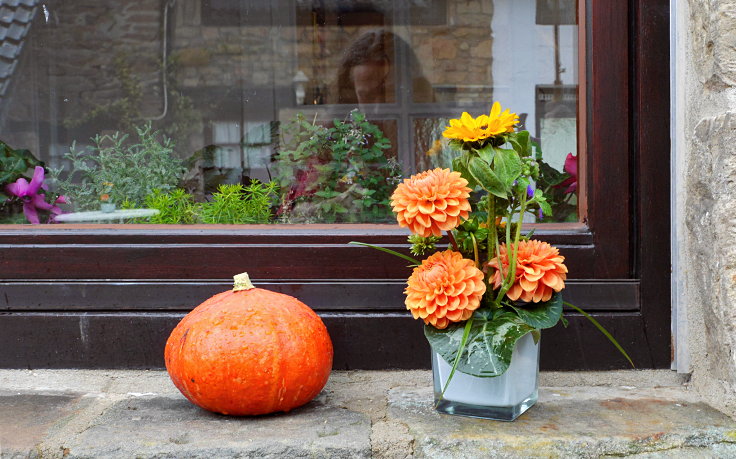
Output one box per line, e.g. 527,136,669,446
432,332,540,421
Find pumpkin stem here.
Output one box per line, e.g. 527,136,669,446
233,272,256,292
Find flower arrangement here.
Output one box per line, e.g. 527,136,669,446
353,102,631,411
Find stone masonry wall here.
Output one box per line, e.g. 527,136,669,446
681,0,736,416
38,0,162,124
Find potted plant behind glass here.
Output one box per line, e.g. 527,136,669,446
353,102,631,421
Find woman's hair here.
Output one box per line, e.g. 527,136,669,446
335,30,433,104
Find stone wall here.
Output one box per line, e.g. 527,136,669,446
679,0,736,417
172,0,296,92
410,0,494,103
41,0,163,124
0,0,163,155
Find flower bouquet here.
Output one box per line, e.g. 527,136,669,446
353,102,631,421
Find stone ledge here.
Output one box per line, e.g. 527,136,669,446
0,370,732,458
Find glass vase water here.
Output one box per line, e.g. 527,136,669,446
432,332,540,421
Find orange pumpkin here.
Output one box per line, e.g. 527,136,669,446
165,273,333,415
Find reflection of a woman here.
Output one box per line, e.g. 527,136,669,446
335,30,433,106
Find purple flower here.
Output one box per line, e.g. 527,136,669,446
5,166,66,224
526,185,534,198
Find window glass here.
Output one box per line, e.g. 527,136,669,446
0,0,578,225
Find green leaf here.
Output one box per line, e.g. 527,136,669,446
448,139,465,151
315,190,339,198
539,161,568,186
425,311,535,377
515,176,530,195
452,156,478,189
476,144,495,163
506,292,563,329
539,199,553,217
493,148,523,187
348,241,420,265
564,301,635,368
436,318,474,403
468,156,507,199
515,131,531,156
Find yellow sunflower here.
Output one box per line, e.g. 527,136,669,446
441,102,519,143
442,112,493,142
485,101,519,136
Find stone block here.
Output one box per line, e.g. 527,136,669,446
0,392,86,457
176,47,212,67
470,39,492,59
387,385,736,458
433,38,458,60
689,0,736,87
686,111,736,414
57,394,371,458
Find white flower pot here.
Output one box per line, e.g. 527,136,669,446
100,203,116,213
431,332,540,421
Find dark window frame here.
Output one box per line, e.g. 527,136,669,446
0,0,670,370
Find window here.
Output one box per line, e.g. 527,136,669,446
0,0,670,370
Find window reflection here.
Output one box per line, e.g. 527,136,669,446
0,0,578,225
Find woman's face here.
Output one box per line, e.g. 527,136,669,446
350,60,391,104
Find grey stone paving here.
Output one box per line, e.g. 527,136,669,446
0,369,733,458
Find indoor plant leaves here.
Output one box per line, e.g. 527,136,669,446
425,310,535,378
506,292,563,330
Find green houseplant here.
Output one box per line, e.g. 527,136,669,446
52,123,185,212
275,110,399,223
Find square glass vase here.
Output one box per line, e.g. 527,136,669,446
432,332,540,421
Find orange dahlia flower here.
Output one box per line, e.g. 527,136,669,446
390,168,471,237
487,239,568,303
405,250,486,329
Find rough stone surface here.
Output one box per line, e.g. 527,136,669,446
0,392,86,459
0,369,733,458
686,112,736,418
389,386,736,458
61,395,371,458
681,0,736,420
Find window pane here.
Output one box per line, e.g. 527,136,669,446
0,0,578,225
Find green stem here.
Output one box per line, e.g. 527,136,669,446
470,232,479,268
487,195,494,262
494,229,503,283
496,193,528,303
